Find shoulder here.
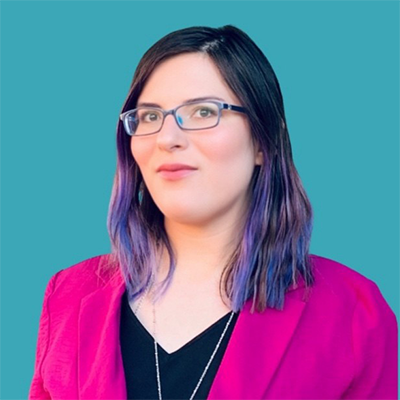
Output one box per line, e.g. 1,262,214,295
308,254,396,322
310,254,377,292
310,254,384,295
44,253,122,301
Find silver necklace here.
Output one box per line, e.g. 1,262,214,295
132,276,235,400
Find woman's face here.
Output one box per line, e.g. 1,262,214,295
131,52,262,227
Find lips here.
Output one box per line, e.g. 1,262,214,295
156,163,197,172
156,163,197,181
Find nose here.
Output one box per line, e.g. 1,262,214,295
156,111,189,151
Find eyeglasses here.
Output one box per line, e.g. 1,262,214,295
119,100,247,136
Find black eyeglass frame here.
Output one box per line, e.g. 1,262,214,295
119,100,247,137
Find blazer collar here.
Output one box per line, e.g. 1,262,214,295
78,266,307,399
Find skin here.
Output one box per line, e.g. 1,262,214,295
129,52,263,353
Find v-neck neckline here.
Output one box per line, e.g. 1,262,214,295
123,291,236,357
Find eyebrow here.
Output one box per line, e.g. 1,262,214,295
136,96,226,108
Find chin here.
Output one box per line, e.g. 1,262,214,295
161,207,214,226
154,197,207,220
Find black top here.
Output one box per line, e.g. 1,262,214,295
119,290,239,400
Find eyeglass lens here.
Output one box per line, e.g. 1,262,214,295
126,102,220,135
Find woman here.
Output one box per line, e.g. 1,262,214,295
29,25,397,400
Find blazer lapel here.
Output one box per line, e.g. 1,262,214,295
208,281,308,400
78,267,127,400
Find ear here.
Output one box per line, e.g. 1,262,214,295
254,143,263,165
255,150,263,166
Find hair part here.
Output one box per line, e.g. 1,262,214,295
106,25,314,313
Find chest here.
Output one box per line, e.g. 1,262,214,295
120,295,238,400
129,284,232,354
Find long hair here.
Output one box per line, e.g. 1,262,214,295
106,25,314,313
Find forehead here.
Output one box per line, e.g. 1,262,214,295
137,53,240,107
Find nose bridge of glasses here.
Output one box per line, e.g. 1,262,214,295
163,108,183,128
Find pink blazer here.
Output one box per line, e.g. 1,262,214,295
29,254,398,399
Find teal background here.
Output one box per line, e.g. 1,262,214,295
1,1,399,398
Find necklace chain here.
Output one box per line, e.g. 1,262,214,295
133,274,235,400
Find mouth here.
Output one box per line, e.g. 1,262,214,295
156,164,198,181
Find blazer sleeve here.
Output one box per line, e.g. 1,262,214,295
28,271,62,400
342,279,398,399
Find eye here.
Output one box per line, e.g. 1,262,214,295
139,110,161,123
193,106,217,118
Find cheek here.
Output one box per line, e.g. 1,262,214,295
200,130,255,179
130,139,153,171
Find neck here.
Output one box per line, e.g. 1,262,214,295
158,215,245,284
